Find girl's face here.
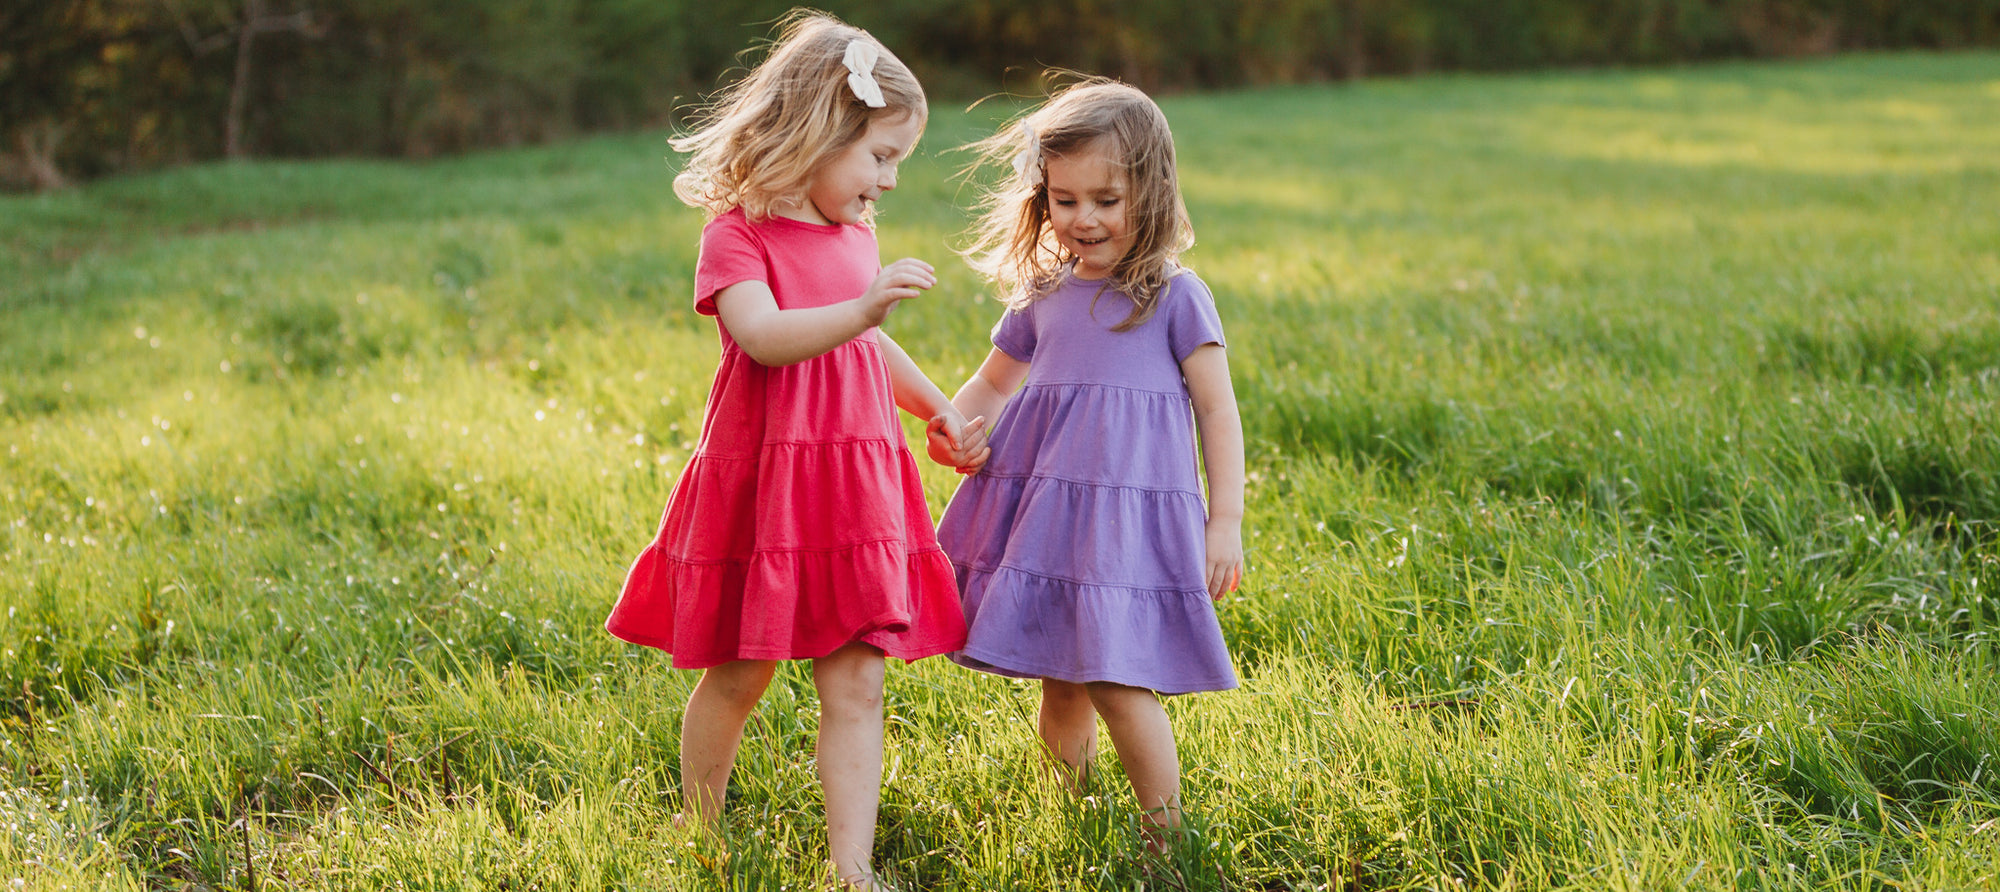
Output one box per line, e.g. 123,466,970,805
1043,144,1132,281
790,112,923,226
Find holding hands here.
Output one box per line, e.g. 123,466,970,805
926,413,990,475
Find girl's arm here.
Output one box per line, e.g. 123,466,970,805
712,258,936,367
877,331,960,420
880,332,991,472
952,347,1030,429
1182,343,1245,601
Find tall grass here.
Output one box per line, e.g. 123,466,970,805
3,52,1998,889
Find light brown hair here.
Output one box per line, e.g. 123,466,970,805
959,79,1194,330
671,10,926,221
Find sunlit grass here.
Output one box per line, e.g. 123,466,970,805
4,51,1999,889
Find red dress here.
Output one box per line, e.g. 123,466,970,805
606,209,966,667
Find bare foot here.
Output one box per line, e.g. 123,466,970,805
829,864,899,891
674,811,722,839
1139,803,1184,855
674,813,731,876
1048,754,1092,794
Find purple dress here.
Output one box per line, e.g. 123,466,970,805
936,270,1238,694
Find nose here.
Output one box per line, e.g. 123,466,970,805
879,164,898,191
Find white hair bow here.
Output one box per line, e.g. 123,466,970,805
843,39,886,108
1011,121,1042,187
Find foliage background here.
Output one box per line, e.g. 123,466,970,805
7,0,2000,189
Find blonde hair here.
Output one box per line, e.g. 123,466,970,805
671,10,926,221
959,79,1194,331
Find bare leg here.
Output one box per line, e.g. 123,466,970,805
1086,682,1182,853
1038,678,1099,792
813,642,887,886
680,660,778,831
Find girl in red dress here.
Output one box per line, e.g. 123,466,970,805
604,12,982,888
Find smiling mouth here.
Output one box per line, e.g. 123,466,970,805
1075,236,1109,246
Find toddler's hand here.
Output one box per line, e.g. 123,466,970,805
857,258,936,328
926,414,990,475
950,414,990,464
1203,518,1243,602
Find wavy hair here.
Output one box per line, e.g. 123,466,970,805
671,10,926,222
958,78,1194,331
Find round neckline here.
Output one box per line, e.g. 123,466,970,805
734,206,853,233
1061,266,1116,287
1060,262,1190,289
760,212,846,232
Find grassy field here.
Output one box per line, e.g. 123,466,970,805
4,51,1999,890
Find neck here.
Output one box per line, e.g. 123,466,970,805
772,197,832,226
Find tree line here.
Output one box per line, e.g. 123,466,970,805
5,0,1997,191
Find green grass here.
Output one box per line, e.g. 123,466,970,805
4,51,1999,889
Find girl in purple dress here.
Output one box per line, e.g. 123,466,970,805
929,80,1246,852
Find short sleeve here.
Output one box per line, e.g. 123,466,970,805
691,211,766,316
991,303,1037,362
1165,273,1226,362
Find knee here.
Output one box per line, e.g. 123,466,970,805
826,686,883,719
1043,679,1091,710
814,646,885,709
700,662,776,710
1084,682,1157,721
818,678,884,722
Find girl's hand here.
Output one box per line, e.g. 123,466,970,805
857,258,936,328
949,412,991,466
926,413,990,474
1203,516,1244,602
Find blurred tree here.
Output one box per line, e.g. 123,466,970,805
222,0,323,157
1,0,233,189
5,0,1999,190
158,0,326,157
0,2,92,188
